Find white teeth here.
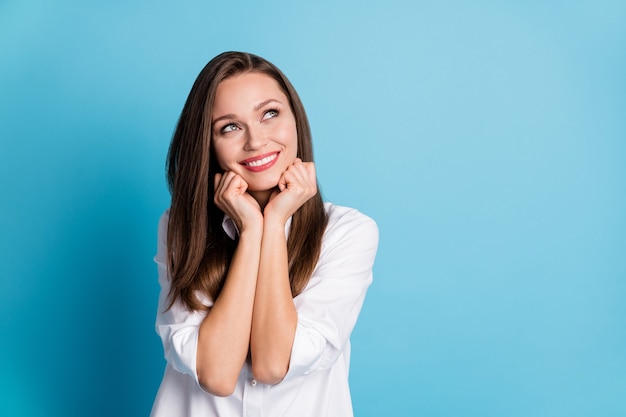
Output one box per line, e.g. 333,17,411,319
246,154,277,167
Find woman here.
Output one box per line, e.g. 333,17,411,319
151,51,378,417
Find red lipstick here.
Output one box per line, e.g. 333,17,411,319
239,151,280,172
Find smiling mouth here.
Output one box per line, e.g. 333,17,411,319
240,152,279,171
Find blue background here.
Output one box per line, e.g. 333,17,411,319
1,1,625,416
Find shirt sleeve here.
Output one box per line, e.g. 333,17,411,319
153,210,211,387
283,207,379,382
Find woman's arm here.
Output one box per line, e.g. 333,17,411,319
195,172,264,396
249,216,297,384
250,159,317,384
195,227,262,396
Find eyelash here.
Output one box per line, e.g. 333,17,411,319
263,109,279,119
220,122,238,133
218,109,279,134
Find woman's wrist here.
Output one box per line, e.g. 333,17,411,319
262,213,288,236
238,221,264,240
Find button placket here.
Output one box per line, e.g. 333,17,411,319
242,363,263,417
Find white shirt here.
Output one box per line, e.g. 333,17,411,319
150,203,379,417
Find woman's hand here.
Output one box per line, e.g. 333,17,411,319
265,158,317,224
214,171,263,232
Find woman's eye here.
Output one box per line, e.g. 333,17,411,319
262,109,279,120
220,123,239,133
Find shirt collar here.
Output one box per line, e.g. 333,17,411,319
221,215,239,240
221,214,292,240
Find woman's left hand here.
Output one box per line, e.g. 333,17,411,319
264,158,317,223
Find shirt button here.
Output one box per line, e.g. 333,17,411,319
250,379,257,387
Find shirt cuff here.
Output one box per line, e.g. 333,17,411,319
282,320,339,382
157,323,201,387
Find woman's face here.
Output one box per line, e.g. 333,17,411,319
211,72,298,196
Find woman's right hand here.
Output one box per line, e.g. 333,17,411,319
214,172,263,232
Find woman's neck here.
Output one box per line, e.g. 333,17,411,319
248,188,275,211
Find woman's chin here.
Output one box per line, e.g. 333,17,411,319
245,177,280,193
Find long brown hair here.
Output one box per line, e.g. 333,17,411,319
165,51,328,311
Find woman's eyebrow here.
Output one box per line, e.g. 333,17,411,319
212,114,235,125
254,99,282,111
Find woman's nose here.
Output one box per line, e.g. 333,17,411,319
243,126,268,151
